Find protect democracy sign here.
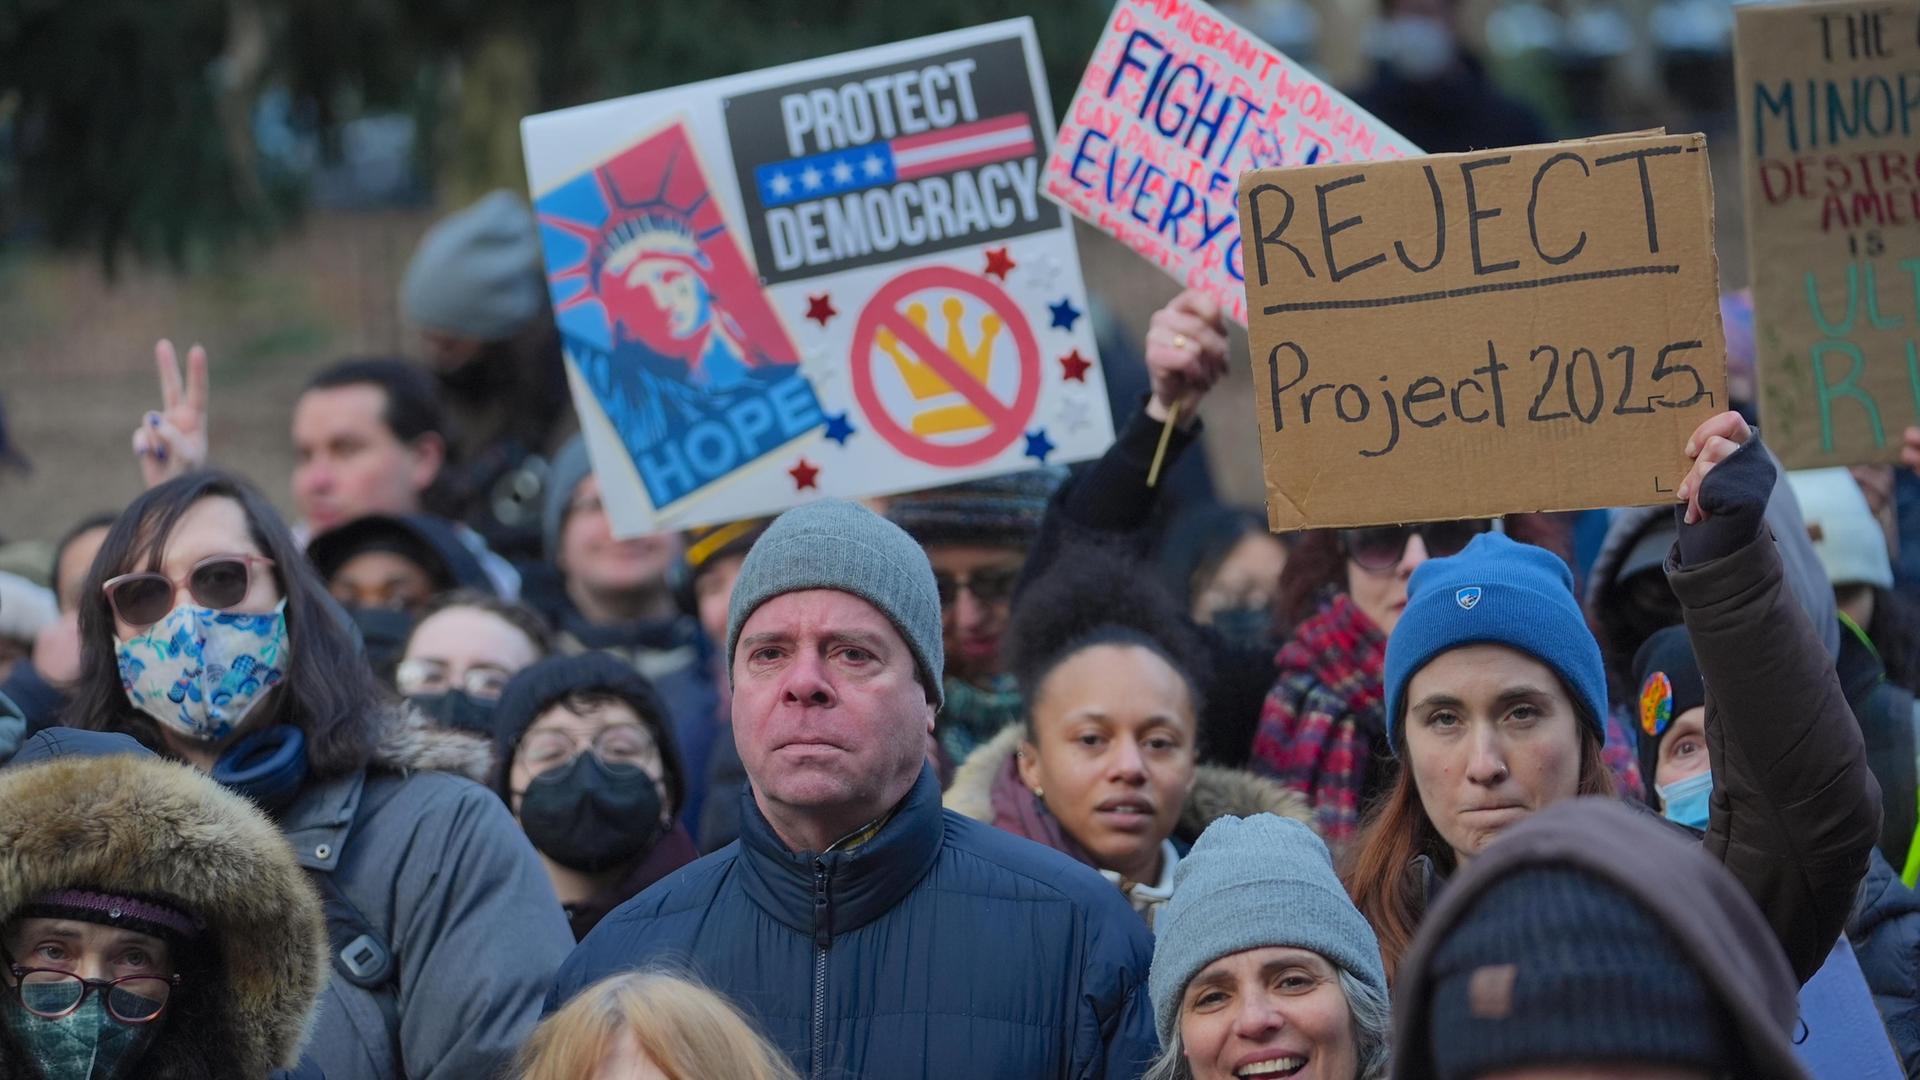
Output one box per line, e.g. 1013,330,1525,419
1044,0,1418,325
1237,132,1729,530
522,19,1112,536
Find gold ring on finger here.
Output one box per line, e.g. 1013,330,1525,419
1172,333,1190,350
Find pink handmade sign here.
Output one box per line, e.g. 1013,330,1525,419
1044,0,1420,324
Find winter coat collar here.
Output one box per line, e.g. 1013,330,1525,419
945,724,1316,842
0,752,327,1077
281,704,493,872
737,762,945,947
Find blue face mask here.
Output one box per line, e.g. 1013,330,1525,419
1657,769,1713,831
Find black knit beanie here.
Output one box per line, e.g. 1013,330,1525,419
1630,625,1708,786
1425,866,1736,1080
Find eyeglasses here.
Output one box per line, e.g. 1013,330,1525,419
4,953,180,1024
396,660,515,701
1340,522,1491,572
103,554,277,629
520,724,661,777
933,566,1021,609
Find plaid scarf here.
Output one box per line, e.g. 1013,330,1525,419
1251,593,1388,844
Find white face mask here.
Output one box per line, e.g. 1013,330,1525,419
115,600,289,743
1383,15,1459,82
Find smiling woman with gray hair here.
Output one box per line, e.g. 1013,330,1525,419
1146,814,1390,1080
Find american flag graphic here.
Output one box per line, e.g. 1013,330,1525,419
754,113,1036,208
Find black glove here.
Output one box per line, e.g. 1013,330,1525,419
1674,436,1775,567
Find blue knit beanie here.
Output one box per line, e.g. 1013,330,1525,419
1148,814,1386,1046
1383,533,1607,750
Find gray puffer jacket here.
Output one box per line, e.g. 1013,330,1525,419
284,708,573,1080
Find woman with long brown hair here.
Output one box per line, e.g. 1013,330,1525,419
1344,412,1880,988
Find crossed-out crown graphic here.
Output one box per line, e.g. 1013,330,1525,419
875,296,1004,436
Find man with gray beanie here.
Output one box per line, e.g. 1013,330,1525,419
548,498,1157,1079
1146,814,1391,1080
402,189,574,564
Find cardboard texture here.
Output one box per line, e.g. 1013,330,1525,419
1042,0,1418,325
521,20,1114,536
1236,132,1728,531
1738,0,1920,468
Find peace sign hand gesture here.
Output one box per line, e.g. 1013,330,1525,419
131,339,210,488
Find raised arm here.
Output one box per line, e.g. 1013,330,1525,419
1672,411,1882,984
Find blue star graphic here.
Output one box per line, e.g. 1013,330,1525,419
1048,298,1082,331
1024,429,1056,463
823,412,856,445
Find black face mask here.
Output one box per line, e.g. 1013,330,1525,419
518,753,666,872
408,690,497,737
348,606,415,684
1209,606,1276,653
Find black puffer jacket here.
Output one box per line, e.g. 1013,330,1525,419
1850,847,1920,1073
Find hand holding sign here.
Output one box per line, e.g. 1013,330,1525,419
1145,289,1229,428
1677,410,1753,525
132,339,210,489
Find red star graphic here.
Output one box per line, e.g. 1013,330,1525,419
983,247,1016,281
1058,349,1092,382
805,294,837,327
788,458,820,490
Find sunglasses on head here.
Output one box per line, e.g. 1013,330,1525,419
933,565,1021,608
1340,521,1491,572
104,553,276,629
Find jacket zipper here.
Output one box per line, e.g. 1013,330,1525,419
810,857,830,1080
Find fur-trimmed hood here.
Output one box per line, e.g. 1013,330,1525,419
945,724,1317,840
373,701,494,784
0,752,328,1077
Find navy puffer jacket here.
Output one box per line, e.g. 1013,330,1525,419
548,763,1158,1079
1849,848,1920,1072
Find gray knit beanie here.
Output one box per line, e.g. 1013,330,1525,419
402,190,545,342
1149,814,1387,1046
543,435,593,562
885,467,1066,550
726,500,944,706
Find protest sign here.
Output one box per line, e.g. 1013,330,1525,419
1236,132,1727,530
1044,0,1418,325
523,19,1111,535
1739,0,1920,467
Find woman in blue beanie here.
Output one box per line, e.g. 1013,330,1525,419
1344,412,1881,990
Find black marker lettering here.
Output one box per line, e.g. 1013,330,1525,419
1395,165,1448,273
1528,153,1590,266
1404,376,1447,427
1361,377,1403,457
1267,342,1309,431
1462,156,1520,275
1472,341,1511,425
1594,145,1681,254
1453,377,1490,423
1316,173,1385,283
1244,183,1314,287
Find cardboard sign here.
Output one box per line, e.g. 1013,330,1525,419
1739,0,1920,467
522,19,1113,536
1236,132,1728,530
1043,0,1418,325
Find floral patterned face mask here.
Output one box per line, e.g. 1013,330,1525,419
115,601,288,743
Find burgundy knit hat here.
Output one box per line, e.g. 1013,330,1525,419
16,889,203,945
